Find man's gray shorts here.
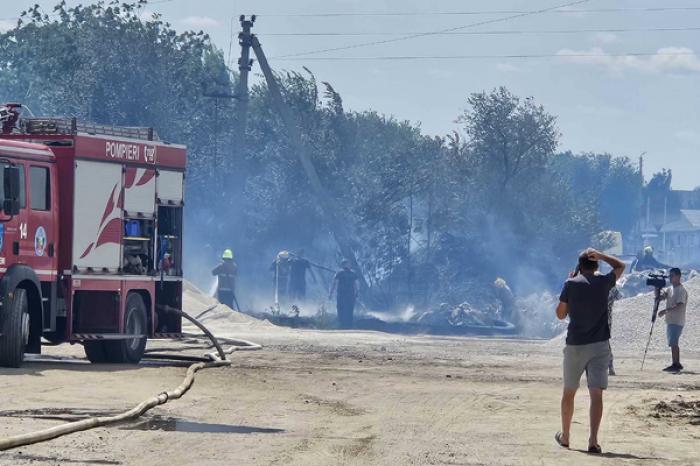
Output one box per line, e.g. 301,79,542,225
563,341,611,390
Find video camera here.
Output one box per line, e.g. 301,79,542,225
646,272,668,290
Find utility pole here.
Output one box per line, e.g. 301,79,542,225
240,27,369,290
203,91,236,190
236,15,255,138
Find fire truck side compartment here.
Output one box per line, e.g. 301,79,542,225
72,160,122,272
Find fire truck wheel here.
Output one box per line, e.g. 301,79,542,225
104,293,148,364
0,288,30,368
83,341,109,363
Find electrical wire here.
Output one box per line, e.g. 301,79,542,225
258,6,700,17
261,26,700,37
5,4,700,22
271,51,698,62
270,0,593,59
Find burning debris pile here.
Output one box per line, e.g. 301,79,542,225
414,301,506,328
385,278,564,337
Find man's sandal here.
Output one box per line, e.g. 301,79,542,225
588,445,602,454
555,432,569,449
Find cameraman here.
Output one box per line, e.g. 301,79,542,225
554,248,625,454
658,267,687,372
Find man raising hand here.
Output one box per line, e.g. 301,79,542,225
554,248,625,454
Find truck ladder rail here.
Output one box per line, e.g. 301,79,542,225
20,118,159,141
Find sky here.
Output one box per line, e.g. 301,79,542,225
4,0,700,189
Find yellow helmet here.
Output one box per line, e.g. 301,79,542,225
222,249,234,260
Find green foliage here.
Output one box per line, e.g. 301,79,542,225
458,86,559,191
553,152,643,236
643,169,679,228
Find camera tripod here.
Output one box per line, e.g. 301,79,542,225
641,287,663,371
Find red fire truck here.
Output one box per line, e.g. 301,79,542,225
0,104,185,367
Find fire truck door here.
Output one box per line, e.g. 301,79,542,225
25,164,56,275
0,162,27,264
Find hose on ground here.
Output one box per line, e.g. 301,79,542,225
142,353,212,363
181,332,262,349
0,360,229,451
157,305,226,360
0,307,261,452
206,340,262,361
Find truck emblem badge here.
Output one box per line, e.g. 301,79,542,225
34,226,47,256
144,145,157,164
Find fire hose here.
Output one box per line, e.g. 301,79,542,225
0,306,261,452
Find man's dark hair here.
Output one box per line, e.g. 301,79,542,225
578,251,599,272
670,267,681,277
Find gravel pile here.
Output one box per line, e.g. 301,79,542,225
611,277,700,354
549,277,700,355
182,281,272,327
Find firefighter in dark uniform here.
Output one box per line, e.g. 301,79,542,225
329,259,359,329
289,249,316,301
271,250,292,305
212,249,238,310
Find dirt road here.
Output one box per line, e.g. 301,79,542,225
0,323,698,466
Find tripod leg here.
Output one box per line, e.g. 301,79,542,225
641,322,655,370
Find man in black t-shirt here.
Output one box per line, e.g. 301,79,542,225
554,248,625,454
329,260,359,329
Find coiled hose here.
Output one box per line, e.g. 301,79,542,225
0,306,261,451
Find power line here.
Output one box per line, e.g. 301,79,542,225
4,4,700,22
271,51,698,61
271,0,593,59
261,26,700,37
259,6,700,17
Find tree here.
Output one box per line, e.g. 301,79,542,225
552,152,642,237
458,86,559,192
644,169,678,229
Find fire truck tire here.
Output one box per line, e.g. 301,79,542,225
104,293,148,364
0,288,30,368
83,341,109,363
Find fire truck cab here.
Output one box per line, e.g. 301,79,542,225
0,104,185,367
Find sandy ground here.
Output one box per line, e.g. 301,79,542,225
0,288,698,465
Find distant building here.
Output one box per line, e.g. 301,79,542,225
660,209,700,266
676,190,700,210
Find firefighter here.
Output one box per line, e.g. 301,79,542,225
271,250,292,305
329,259,359,329
289,249,316,301
212,249,238,310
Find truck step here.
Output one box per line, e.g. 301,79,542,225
72,333,146,341
152,333,184,339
